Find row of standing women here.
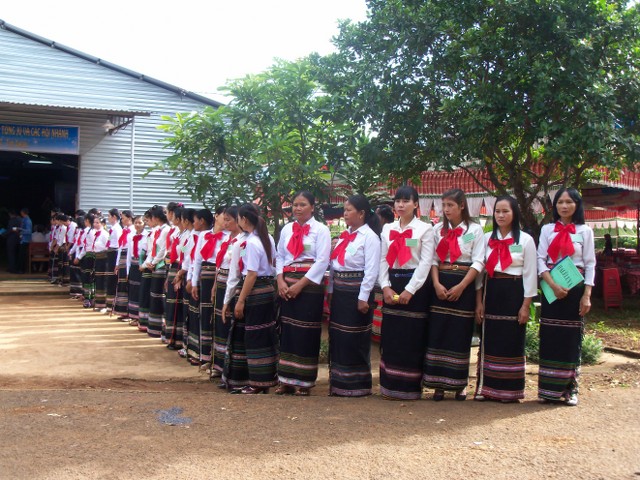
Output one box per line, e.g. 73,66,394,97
50,185,595,405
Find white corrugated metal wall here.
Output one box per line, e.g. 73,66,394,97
0,22,219,215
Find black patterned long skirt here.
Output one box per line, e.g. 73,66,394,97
277,270,325,388
127,259,141,320
329,271,374,397
60,250,70,285
69,258,83,296
222,296,248,389
182,285,191,352
476,276,526,401
538,285,585,401
423,269,475,392
105,249,118,310
380,269,430,400
163,262,184,347
81,253,96,302
187,285,202,363
113,249,129,316
212,268,230,374
147,266,166,338
138,268,152,332
93,251,108,309
198,263,216,363
242,277,278,388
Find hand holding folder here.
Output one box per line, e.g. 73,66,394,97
540,256,585,304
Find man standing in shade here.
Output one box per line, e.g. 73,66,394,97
18,208,33,274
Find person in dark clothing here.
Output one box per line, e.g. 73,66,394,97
18,208,33,274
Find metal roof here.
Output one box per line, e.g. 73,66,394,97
0,100,150,117
0,19,223,110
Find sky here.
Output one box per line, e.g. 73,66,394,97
1,0,368,103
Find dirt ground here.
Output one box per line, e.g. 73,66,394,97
1,285,640,480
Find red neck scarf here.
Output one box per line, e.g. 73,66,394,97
331,230,358,266
436,227,463,263
485,237,514,277
151,228,162,257
76,230,84,246
190,233,200,261
132,234,142,258
216,236,237,267
386,229,413,267
287,222,311,260
238,241,247,271
106,228,113,248
200,231,224,261
92,230,102,249
547,222,576,262
165,227,176,250
118,228,130,248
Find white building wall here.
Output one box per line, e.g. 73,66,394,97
0,22,219,214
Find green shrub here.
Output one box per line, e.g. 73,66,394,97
525,302,603,365
319,339,329,364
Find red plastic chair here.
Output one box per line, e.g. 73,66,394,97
601,268,622,311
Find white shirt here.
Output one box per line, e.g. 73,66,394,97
378,217,434,295
55,224,67,246
223,232,250,305
476,231,538,298
537,222,596,286
328,224,381,302
86,228,108,253
432,221,485,273
276,217,331,285
143,224,170,268
183,230,202,282
191,229,230,286
74,227,90,260
219,232,247,270
65,222,77,245
107,223,123,249
115,226,132,267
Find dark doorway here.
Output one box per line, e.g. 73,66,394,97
0,151,78,227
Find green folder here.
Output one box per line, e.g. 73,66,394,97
540,256,585,304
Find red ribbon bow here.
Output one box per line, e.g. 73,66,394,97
190,233,200,261
331,230,358,266
169,235,180,264
436,227,463,263
216,237,237,268
118,228,130,248
165,227,176,250
151,229,162,258
132,234,142,258
287,222,311,260
238,241,247,271
386,229,413,267
485,237,514,277
547,222,576,262
200,231,224,261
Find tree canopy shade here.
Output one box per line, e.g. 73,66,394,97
156,58,364,238
317,0,640,236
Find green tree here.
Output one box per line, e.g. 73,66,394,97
318,0,640,236
156,58,363,239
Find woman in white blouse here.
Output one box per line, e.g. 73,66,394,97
425,188,484,401
221,204,277,394
537,187,595,407
275,191,331,396
474,195,537,403
327,194,381,397
378,186,434,400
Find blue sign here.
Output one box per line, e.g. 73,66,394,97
0,124,79,155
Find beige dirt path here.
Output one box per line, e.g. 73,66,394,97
1,283,639,479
